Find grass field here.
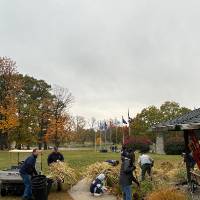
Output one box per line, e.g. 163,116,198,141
0,150,182,200
0,150,181,172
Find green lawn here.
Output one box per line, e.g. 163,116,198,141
0,150,182,200
0,150,181,172
0,150,121,173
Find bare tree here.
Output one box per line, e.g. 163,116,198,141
52,85,74,114
88,117,97,130
46,85,74,147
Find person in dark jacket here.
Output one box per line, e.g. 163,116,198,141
47,147,64,165
119,151,139,200
47,147,64,191
19,148,39,200
182,152,196,170
90,173,107,196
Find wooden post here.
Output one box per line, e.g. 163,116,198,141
184,130,191,183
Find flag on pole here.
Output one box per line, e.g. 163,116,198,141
122,116,127,124
99,121,108,131
99,121,104,131
104,121,108,130
128,109,132,123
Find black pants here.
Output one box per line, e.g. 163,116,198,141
141,164,152,181
57,181,62,191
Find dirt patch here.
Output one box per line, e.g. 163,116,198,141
1,192,74,200
49,191,74,200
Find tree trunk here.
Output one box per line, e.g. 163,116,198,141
43,141,48,150
38,143,42,150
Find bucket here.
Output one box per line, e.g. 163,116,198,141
32,175,47,200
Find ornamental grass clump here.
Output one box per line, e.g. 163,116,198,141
147,187,187,200
48,161,78,186
84,162,120,186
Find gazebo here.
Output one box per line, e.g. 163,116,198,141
152,108,200,185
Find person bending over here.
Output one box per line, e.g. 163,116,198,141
19,148,39,200
138,152,154,181
90,173,107,196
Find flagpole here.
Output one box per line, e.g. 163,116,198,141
115,126,118,144
122,126,125,144
109,124,112,145
100,130,102,150
122,116,125,144
95,131,96,152
128,109,131,136
104,129,106,148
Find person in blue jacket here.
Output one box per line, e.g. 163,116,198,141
19,148,39,200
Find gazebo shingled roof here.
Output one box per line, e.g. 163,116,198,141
151,108,200,184
152,108,200,132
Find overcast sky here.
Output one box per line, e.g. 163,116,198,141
1,0,200,121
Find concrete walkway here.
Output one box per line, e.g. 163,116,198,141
69,178,117,200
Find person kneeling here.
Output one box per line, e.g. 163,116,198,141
90,173,107,196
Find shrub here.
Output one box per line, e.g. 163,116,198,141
84,162,120,186
48,161,78,186
164,137,185,155
140,180,154,198
174,168,187,182
124,136,152,152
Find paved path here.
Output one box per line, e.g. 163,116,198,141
69,178,117,200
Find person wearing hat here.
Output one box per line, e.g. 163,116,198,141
47,147,64,191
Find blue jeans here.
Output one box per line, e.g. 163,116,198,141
20,174,32,198
122,185,132,200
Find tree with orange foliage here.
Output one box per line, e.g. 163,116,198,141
0,57,21,149
45,114,72,147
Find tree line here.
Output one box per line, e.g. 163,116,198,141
0,57,193,149
0,57,76,149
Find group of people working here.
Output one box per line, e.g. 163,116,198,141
90,147,154,200
19,146,154,200
19,147,64,200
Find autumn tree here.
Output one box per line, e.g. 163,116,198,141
10,75,53,149
46,114,72,147
72,116,87,144
45,86,73,147
0,57,22,149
